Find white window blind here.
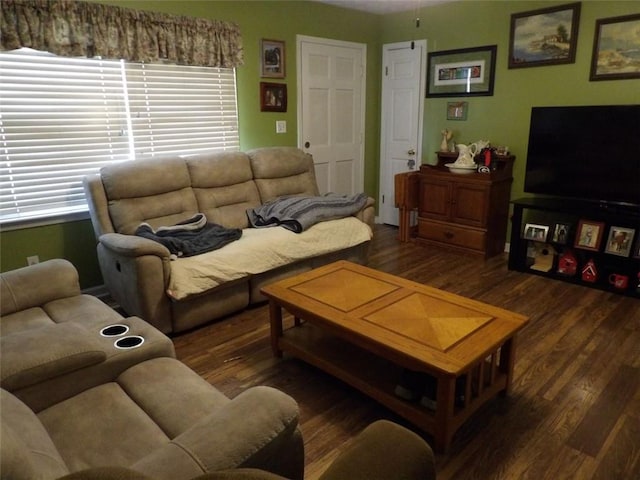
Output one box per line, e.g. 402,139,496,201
0,49,239,225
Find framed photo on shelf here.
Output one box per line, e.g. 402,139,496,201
574,220,605,251
552,223,571,245
260,82,287,112
260,39,285,78
508,2,581,69
523,223,549,242
426,45,497,97
604,226,635,257
633,235,640,260
590,13,640,81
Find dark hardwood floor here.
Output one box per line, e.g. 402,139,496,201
172,224,640,480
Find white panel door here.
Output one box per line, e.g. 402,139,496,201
379,40,426,226
298,36,365,195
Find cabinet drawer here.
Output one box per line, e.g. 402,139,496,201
418,219,486,251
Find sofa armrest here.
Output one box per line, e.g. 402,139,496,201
97,234,173,333
353,196,375,228
318,420,436,480
0,323,106,391
132,386,302,480
99,233,171,258
0,259,81,316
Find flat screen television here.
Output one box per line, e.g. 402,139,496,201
524,105,640,208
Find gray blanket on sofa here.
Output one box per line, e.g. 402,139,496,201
135,213,242,258
246,193,368,233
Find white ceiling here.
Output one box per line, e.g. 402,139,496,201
314,0,453,15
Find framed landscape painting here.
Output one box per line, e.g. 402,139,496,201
590,13,640,81
509,2,581,68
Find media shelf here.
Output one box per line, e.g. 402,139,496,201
508,197,640,298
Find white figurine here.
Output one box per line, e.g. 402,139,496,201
440,129,452,152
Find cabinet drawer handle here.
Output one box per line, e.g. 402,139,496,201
444,231,454,239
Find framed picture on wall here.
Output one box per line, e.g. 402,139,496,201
447,102,468,120
260,39,285,78
260,82,287,112
508,2,581,69
590,13,640,81
426,45,497,97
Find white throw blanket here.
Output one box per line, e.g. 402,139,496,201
166,216,372,300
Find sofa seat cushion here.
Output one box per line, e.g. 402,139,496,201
167,216,373,300
117,358,230,438
38,383,170,472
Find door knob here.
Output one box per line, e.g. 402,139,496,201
408,148,416,155
304,141,310,148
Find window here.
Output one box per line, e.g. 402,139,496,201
0,49,239,226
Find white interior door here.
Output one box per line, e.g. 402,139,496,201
297,35,365,195
379,40,426,226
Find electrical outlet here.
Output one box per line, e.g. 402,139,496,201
27,255,40,266
276,120,287,134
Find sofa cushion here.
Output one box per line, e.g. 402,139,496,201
117,358,230,438
38,383,170,472
0,259,81,316
187,152,261,229
167,217,372,300
247,147,319,202
1,389,69,479
1,323,106,392
100,156,198,235
0,307,56,336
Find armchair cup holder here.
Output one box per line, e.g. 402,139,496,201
114,336,145,349
100,324,130,337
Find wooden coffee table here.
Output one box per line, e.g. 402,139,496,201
261,260,529,452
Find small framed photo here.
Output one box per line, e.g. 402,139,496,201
574,220,605,251
260,82,287,112
523,223,549,242
508,2,581,69
447,101,468,120
552,223,571,245
604,226,636,257
260,39,285,78
590,13,640,81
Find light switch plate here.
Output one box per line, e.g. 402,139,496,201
276,120,287,134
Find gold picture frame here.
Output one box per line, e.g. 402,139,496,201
260,39,285,78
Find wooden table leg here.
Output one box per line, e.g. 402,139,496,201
500,337,517,395
433,374,457,453
269,300,283,358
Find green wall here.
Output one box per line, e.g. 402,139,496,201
1,0,638,288
381,1,639,202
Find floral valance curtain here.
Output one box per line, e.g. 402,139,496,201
0,0,243,68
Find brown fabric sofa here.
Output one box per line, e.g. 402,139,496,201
83,147,375,334
0,259,304,480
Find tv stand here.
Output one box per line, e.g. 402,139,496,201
508,197,640,298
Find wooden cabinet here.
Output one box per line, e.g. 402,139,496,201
411,154,515,258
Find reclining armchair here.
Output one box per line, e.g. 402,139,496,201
0,260,304,479
39,420,437,480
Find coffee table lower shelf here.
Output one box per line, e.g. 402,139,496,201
278,323,509,452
